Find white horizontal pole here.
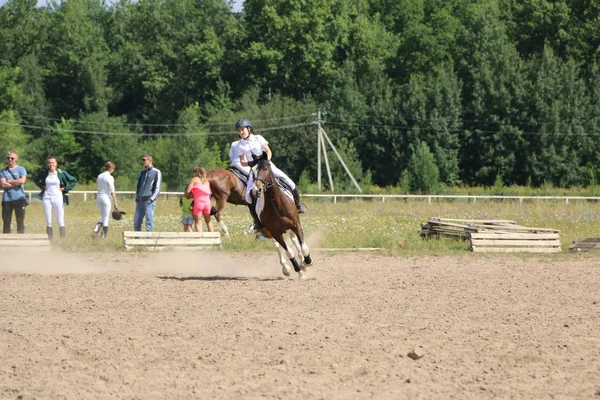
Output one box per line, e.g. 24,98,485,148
4,191,600,203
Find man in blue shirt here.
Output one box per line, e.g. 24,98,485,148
0,151,28,234
134,153,162,232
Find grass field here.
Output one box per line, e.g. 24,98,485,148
11,194,600,254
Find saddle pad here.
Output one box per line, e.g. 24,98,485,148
229,167,249,185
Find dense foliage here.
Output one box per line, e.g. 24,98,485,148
1,0,599,192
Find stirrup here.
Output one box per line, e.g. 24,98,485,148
297,203,307,214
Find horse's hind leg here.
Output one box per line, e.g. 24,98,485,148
213,199,229,237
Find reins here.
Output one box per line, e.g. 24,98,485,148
254,162,286,229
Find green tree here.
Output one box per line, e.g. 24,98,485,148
456,0,528,186
44,0,109,117
406,140,440,193
28,118,84,178
241,0,350,99
159,103,224,191
526,46,590,187
0,110,30,167
74,113,141,188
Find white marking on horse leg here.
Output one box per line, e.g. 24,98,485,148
218,220,229,237
273,240,287,265
283,238,295,260
301,243,310,257
273,240,292,277
290,234,302,255
256,196,265,222
297,269,308,280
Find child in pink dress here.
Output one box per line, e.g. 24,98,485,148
184,166,214,233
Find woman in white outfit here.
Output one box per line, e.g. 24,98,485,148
234,118,306,230
33,156,78,240
92,161,119,239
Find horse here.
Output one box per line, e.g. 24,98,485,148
252,156,313,280
207,168,249,236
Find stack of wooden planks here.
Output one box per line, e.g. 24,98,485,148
420,217,561,253
420,218,519,239
568,238,600,253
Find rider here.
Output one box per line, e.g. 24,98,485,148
228,137,249,176
234,118,306,230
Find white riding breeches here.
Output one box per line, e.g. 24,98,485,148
43,196,65,227
97,194,111,226
245,162,296,204
271,163,295,190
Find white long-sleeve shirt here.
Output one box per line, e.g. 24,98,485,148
96,171,115,197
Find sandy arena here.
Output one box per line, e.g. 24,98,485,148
1,250,599,399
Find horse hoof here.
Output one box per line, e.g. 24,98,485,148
297,270,308,281
303,256,313,267
281,265,291,277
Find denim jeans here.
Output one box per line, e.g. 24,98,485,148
134,199,156,232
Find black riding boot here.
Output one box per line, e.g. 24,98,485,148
101,226,108,239
91,222,102,239
247,203,262,230
292,188,307,213
46,226,53,241
59,226,66,238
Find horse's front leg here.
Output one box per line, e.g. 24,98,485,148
273,235,306,280
290,229,312,267
273,240,291,278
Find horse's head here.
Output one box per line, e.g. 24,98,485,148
252,154,274,199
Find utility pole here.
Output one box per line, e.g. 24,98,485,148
313,110,362,193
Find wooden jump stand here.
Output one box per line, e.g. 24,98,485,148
0,234,52,251
122,231,223,251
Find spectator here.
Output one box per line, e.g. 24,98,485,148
33,156,77,239
92,161,119,239
184,166,214,233
0,151,28,234
179,186,194,232
134,154,161,232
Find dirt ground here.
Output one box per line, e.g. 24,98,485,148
1,250,599,399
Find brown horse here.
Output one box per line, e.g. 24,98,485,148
207,168,249,236
252,156,313,280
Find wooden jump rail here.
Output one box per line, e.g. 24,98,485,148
568,238,600,253
122,231,223,251
470,232,561,253
0,234,51,251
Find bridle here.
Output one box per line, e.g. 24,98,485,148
253,161,274,197
252,159,287,228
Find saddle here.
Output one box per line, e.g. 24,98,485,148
276,178,293,197
229,166,292,197
228,166,249,186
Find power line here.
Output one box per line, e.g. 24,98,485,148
14,113,314,127
3,118,599,137
0,120,313,137
325,122,600,136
